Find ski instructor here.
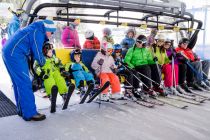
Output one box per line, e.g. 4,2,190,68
2,19,56,121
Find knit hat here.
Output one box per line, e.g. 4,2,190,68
43,19,56,33
101,42,113,51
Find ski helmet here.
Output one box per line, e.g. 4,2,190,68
136,35,147,47
85,30,94,39
179,38,189,45
155,34,165,41
113,44,122,50
70,48,82,62
103,28,112,36
42,42,53,56
126,28,136,36
165,38,172,43
101,42,113,51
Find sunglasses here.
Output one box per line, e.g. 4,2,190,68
164,43,171,46
158,40,164,43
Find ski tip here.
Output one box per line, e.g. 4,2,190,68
181,106,188,109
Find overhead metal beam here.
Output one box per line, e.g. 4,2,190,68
56,13,174,26
29,3,192,25
63,0,186,15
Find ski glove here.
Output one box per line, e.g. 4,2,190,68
61,71,71,78
40,69,50,80
97,59,104,65
153,56,158,62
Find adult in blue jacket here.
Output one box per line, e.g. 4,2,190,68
2,20,56,121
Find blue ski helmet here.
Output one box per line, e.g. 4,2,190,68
113,44,122,50
70,48,82,62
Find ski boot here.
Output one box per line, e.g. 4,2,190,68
153,86,164,95
198,81,210,91
181,83,193,93
98,93,109,101
110,92,124,100
146,89,158,98
50,86,58,113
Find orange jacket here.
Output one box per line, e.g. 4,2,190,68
83,37,100,50
175,47,195,61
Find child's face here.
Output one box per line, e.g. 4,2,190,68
74,54,81,63
127,32,134,38
180,43,188,49
164,43,171,49
136,41,143,48
103,32,107,36
157,39,164,46
106,49,113,56
47,49,53,58
115,52,121,57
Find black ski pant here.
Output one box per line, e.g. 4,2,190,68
178,63,187,85
117,69,134,87
149,64,162,88
135,65,152,90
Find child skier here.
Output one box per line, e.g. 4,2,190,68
61,23,81,48
91,42,122,101
102,27,114,45
34,42,74,113
112,44,134,97
83,30,100,49
65,49,95,98
120,28,136,57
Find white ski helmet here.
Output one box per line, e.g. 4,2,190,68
85,30,94,39
155,34,165,40
101,41,113,51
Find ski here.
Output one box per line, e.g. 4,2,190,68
124,97,155,108
177,92,207,103
167,94,201,105
79,83,94,104
62,84,75,110
95,99,128,105
191,91,210,100
144,98,165,106
87,81,110,103
155,96,188,109
50,86,58,113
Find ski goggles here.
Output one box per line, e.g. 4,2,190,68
107,49,113,53
136,39,147,44
114,49,122,53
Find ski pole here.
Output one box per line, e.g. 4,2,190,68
120,64,149,89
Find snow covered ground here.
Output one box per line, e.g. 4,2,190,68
0,97,210,140
1,52,210,140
